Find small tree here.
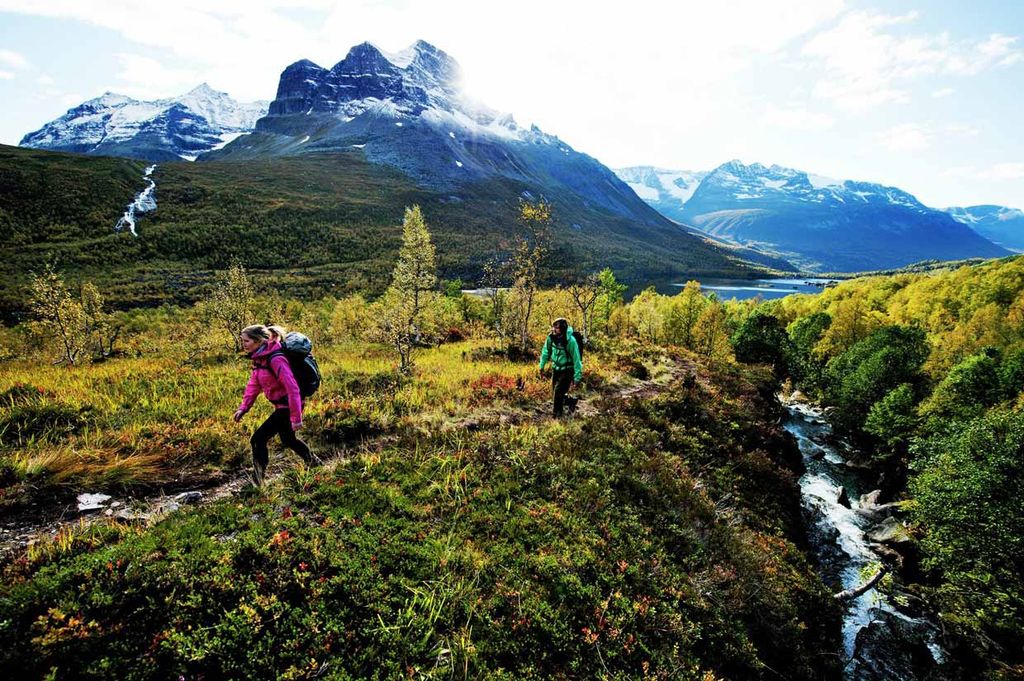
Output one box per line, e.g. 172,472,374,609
376,205,437,373
567,271,603,341
204,263,257,352
482,256,509,341
80,282,121,359
504,199,551,354
28,265,86,365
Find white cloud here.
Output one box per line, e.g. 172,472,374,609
932,87,955,98
877,123,930,152
981,163,1024,181
36,74,55,85
802,11,1024,112
0,69,13,80
0,48,30,69
941,162,1024,181
112,53,208,99
762,105,834,130
875,121,978,152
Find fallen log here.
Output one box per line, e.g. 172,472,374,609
834,565,889,601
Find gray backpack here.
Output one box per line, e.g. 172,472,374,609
268,332,321,397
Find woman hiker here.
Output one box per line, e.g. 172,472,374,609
233,324,316,485
538,317,583,417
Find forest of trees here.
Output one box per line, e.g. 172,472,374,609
6,193,1024,677
729,256,1024,673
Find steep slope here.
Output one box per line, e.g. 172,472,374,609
207,41,743,278
678,161,1008,272
20,84,267,161
945,205,1024,252
0,144,747,322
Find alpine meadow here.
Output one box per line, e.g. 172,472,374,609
1,4,1024,681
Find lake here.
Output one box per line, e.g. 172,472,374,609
676,277,839,300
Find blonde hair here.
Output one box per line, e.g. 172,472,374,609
267,325,288,342
240,324,270,342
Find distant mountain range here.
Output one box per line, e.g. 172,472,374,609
20,84,268,161
943,205,1024,252
616,161,1012,272
11,41,749,297
208,40,673,224
20,42,1020,278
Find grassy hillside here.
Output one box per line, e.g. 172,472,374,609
0,145,752,321
0,298,839,678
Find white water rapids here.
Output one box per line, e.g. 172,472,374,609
115,164,157,236
782,399,947,680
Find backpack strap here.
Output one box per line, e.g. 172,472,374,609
258,350,287,379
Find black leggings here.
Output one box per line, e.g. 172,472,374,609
250,408,312,475
552,368,574,416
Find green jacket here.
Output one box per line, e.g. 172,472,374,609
539,326,583,382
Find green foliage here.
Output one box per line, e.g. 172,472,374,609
920,350,1005,423
824,325,929,432
998,347,1024,401
594,267,627,332
0,362,840,680
730,310,793,374
198,263,257,352
28,265,87,365
910,409,1024,662
374,205,438,373
786,311,831,385
863,383,919,453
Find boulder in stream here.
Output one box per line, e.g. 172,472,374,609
850,607,946,680
856,490,902,523
836,486,850,508
866,517,912,545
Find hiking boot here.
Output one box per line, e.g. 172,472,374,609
252,461,267,487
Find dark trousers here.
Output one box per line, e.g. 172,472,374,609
552,368,574,417
251,407,312,482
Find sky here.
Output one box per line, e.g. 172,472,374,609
1,0,1022,208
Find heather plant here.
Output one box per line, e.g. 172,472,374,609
0,353,840,680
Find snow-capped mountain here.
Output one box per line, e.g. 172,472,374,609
21,84,268,162
619,160,1009,272
944,205,1024,252
614,167,708,223
209,41,662,222
207,39,746,276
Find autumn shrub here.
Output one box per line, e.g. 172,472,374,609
0,364,840,680
467,373,522,406
317,398,384,445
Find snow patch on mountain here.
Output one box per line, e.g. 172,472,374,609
613,166,708,222
944,204,1024,251
21,84,268,161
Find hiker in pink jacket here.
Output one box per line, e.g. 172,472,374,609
233,324,315,485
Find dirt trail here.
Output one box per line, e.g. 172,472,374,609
1,357,694,563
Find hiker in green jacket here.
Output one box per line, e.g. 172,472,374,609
538,318,583,417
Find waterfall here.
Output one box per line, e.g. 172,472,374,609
782,398,948,680
115,164,157,236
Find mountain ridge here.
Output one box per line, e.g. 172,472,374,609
20,84,268,162
615,160,1010,272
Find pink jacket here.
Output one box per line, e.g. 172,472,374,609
237,340,303,426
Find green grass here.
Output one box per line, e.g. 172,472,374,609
0,144,753,322
0,348,841,680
